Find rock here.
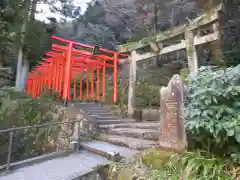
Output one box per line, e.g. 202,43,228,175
158,74,187,152
142,148,176,170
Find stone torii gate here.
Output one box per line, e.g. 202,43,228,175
118,4,223,116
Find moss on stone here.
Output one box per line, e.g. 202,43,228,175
117,168,133,180
180,68,189,83
142,148,176,170
106,148,178,180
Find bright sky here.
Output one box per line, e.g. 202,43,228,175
35,0,93,23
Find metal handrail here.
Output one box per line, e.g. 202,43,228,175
0,119,83,173
0,119,82,134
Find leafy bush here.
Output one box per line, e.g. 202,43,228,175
151,151,235,180
0,88,65,165
40,88,61,101
108,150,237,180
136,82,160,107
185,65,240,161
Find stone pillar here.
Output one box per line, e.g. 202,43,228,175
185,29,198,73
127,50,137,117
211,22,225,66
158,74,187,152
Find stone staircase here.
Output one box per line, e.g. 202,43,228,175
77,102,160,160
0,102,161,180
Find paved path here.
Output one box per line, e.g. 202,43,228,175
0,151,109,180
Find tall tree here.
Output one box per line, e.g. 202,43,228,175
0,0,22,67
15,0,83,91
15,0,31,91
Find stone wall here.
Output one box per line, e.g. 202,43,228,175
56,105,98,152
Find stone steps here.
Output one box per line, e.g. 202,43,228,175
97,134,157,150
99,122,160,130
89,112,113,116
77,102,159,151
84,109,110,113
89,114,118,120
96,119,135,125
107,128,160,141
95,116,118,120
81,141,137,160
75,102,160,177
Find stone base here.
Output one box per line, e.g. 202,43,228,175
157,140,187,153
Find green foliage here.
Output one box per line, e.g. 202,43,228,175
0,88,65,164
40,88,61,101
108,150,237,180
0,0,21,38
79,24,117,50
136,82,159,107
185,65,240,160
151,151,234,180
0,0,22,66
25,20,53,68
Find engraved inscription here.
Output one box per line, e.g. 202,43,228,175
158,74,187,152
163,100,178,137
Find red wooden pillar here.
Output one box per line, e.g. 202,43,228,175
86,69,89,100
26,78,32,96
79,72,83,100
73,73,77,101
67,69,71,101
102,60,106,101
52,60,56,91
43,71,48,93
55,56,60,92
91,67,95,99
59,54,64,98
39,75,42,97
113,53,118,103
34,75,38,98
30,79,33,96
37,73,42,98
62,42,73,105
32,73,36,98
96,66,100,100
40,73,44,97
36,75,40,98
47,64,52,89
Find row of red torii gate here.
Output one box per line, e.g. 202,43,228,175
26,36,128,105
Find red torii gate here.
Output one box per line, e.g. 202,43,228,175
26,36,128,105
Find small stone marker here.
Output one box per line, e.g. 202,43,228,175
158,74,187,152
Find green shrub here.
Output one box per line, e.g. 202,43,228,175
185,65,240,161
151,151,234,180
0,88,65,165
136,82,160,107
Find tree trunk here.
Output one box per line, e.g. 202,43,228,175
15,0,31,91
21,59,29,91
15,22,27,91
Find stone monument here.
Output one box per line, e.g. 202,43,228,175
158,74,187,152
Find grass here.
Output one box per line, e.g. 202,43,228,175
107,149,237,180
